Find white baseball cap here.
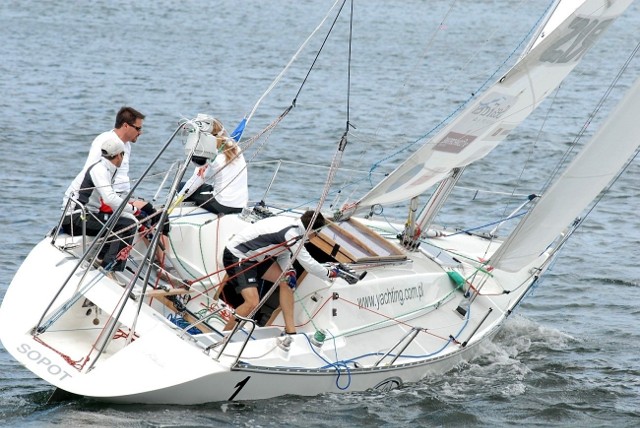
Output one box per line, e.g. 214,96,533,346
101,138,125,157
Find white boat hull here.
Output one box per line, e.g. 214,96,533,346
0,209,548,404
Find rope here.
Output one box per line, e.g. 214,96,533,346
336,295,457,343
245,0,345,125
262,0,357,312
444,210,527,237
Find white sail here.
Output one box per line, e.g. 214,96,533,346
525,0,588,54
491,76,640,272
351,0,633,213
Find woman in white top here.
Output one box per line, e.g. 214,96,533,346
178,118,248,214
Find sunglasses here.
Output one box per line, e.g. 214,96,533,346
129,123,142,132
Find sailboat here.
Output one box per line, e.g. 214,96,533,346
0,0,637,404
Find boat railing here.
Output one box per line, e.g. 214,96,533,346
51,197,88,252
179,307,226,340
204,315,256,367
374,327,422,367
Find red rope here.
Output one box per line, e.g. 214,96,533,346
32,335,84,370
269,292,334,330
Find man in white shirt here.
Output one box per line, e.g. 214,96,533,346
64,106,170,266
67,106,145,197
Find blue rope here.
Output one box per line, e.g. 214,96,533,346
167,313,202,335
446,211,527,237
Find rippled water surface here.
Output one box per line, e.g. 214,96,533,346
1,1,639,426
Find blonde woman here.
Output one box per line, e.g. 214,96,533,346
178,118,248,214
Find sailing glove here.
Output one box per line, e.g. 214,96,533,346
284,270,297,289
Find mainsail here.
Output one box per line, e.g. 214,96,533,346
351,0,634,213
490,76,640,272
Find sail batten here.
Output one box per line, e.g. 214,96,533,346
351,0,633,214
491,75,640,272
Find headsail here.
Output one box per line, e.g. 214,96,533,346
490,76,640,272
349,0,633,214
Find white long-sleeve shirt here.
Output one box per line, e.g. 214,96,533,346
227,216,330,279
66,130,131,198
64,158,137,216
178,153,248,209
178,163,209,199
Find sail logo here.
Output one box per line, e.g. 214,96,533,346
471,95,512,119
434,93,515,153
540,17,614,64
433,132,476,154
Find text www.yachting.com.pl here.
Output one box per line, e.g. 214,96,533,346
356,283,424,311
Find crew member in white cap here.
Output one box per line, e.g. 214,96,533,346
62,138,142,274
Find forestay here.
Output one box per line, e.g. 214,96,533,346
490,76,640,272
349,0,634,213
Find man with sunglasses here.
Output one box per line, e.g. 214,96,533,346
67,106,145,197
63,106,170,267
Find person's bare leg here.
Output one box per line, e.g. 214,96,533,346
129,200,169,265
224,287,260,331
261,262,282,283
279,282,296,334
139,234,168,268
154,234,169,266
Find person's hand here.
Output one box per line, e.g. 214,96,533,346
328,267,339,279
134,209,148,221
284,270,297,289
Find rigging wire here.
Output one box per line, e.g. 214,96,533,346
351,1,557,234
497,41,640,275
365,0,556,181
291,0,348,108
244,0,346,125
208,1,351,217
344,0,353,134
541,41,640,194
243,0,356,328
494,40,640,256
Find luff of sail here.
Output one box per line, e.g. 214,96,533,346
350,0,633,213
490,76,640,272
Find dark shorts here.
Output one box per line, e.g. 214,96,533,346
223,248,260,292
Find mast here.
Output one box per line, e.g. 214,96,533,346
399,168,463,249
